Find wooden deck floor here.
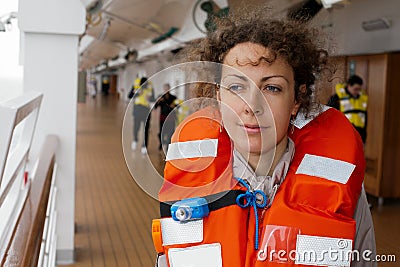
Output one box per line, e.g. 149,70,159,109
67,95,161,267
64,94,399,267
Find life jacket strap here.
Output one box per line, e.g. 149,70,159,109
160,190,246,217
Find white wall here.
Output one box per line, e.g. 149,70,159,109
313,0,400,55
18,0,85,264
23,34,79,263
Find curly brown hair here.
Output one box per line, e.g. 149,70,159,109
181,8,329,116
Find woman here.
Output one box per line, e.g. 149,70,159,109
154,9,376,267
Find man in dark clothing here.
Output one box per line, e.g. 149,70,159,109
327,75,368,143
154,83,177,150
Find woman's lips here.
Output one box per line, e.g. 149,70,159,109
240,124,267,134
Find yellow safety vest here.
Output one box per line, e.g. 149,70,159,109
173,98,189,125
134,79,153,108
335,84,368,128
133,77,141,90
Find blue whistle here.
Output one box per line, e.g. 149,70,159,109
171,197,209,222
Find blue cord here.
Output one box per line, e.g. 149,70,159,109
235,177,267,250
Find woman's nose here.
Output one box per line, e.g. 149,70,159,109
243,89,264,116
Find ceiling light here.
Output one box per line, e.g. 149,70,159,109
108,57,126,67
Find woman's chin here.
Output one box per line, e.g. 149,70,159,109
235,144,262,155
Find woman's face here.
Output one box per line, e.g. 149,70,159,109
219,42,300,157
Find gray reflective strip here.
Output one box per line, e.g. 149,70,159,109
292,105,330,129
295,235,352,266
168,243,222,267
166,139,218,161
160,218,203,246
296,154,355,184
157,254,168,267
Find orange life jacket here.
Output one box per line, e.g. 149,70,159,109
153,106,365,267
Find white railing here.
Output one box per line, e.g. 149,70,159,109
0,91,43,256
0,92,59,267
37,162,58,267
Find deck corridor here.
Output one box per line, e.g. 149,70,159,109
68,95,160,267
67,94,399,267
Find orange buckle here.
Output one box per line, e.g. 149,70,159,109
152,219,164,253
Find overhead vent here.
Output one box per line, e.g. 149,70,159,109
151,27,179,44
362,18,391,31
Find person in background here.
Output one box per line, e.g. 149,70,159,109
101,75,110,96
89,77,97,98
130,77,154,154
154,83,177,151
327,75,368,143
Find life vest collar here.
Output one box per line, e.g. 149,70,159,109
292,105,330,129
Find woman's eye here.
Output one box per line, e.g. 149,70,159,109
263,85,281,93
227,84,244,92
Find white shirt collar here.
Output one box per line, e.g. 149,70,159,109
232,138,295,199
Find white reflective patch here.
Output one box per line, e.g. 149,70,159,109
166,139,218,161
168,243,222,267
292,105,330,129
157,254,168,267
160,218,203,246
295,235,352,266
296,154,355,184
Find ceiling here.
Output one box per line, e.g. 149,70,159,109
79,0,206,70
78,0,346,72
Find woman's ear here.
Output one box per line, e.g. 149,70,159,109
292,84,306,115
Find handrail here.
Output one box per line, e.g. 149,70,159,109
0,91,43,186
0,91,44,262
1,135,59,267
